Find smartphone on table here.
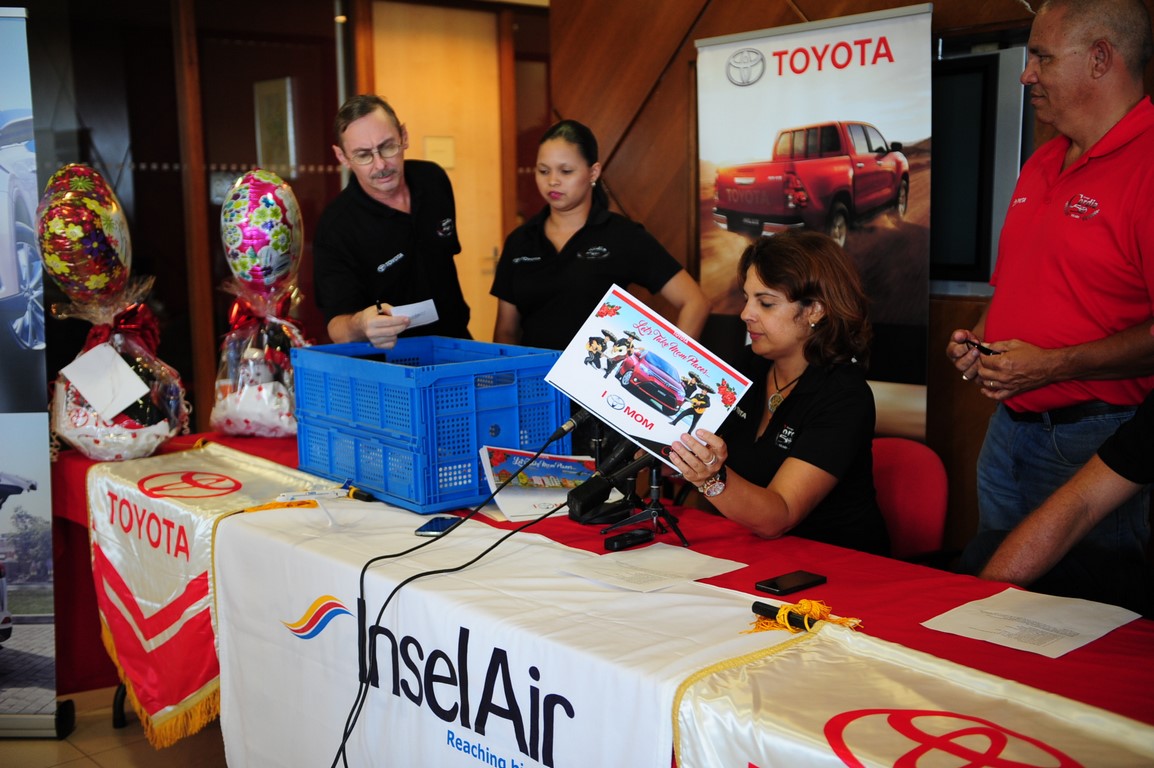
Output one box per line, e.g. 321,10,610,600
414,516,462,537
754,569,826,596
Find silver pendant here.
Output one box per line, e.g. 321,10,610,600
768,393,784,413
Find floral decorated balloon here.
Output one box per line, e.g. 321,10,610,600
220,169,303,301
36,165,132,304
42,164,120,208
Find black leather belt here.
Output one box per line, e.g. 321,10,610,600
1005,401,1135,425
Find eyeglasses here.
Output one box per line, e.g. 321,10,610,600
347,141,405,166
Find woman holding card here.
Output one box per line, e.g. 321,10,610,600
490,119,707,350
669,230,890,556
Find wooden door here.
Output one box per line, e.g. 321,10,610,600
373,2,502,341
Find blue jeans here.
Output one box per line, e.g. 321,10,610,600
967,403,1151,563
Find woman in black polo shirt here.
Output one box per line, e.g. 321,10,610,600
490,120,707,351
668,231,890,556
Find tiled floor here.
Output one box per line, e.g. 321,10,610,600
0,687,227,767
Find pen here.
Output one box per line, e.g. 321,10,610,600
341,481,375,501
375,299,385,316
751,600,819,631
964,338,1000,356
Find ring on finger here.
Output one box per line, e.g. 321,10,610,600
703,454,718,467
961,373,969,381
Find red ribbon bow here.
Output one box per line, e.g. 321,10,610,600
228,294,293,332
84,302,161,354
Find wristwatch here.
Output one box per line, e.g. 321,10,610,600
699,465,727,498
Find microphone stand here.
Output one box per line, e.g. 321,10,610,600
589,420,605,466
599,456,689,547
587,459,646,525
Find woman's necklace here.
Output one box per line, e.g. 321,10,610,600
768,365,804,414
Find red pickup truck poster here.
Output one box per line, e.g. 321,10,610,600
695,7,931,430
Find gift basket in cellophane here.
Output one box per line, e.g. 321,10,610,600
37,164,190,461
209,169,308,438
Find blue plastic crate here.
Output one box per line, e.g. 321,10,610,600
292,338,571,513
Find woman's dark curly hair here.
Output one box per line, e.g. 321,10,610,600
738,230,872,368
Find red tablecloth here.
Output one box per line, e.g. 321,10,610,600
471,502,1154,727
51,434,298,694
53,435,1154,729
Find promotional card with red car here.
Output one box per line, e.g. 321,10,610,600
545,285,752,470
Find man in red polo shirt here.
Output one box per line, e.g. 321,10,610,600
947,0,1154,598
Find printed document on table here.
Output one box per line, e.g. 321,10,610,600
480,446,615,521
562,543,745,592
544,284,752,471
922,587,1140,658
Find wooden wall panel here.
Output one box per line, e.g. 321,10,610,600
928,296,998,552
549,0,710,153
549,0,1153,552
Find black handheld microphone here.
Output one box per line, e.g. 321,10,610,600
601,454,653,486
566,439,636,519
547,408,591,444
567,445,654,523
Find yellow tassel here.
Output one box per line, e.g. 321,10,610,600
742,599,862,634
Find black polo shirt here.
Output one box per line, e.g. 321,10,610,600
1099,390,1154,484
313,159,471,339
490,200,682,350
720,351,890,556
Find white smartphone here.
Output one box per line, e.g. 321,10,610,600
414,516,462,537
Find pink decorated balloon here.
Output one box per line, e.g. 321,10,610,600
219,169,303,300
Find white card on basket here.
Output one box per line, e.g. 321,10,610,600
61,343,150,420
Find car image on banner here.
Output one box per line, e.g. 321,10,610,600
0,107,46,414
615,349,686,415
0,109,42,352
0,561,10,644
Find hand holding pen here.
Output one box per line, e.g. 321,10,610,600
360,300,410,349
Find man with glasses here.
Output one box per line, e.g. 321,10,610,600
946,0,1154,593
314,95,471,347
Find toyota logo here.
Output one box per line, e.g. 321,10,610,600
138,471,242,499
726,48,766,86
607,395,626,411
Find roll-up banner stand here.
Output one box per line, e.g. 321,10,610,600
696,5,932,438
0,6,70,740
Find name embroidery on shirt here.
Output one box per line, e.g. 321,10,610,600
1063,193,1100,220
436,218,455,237
1010,196,1027,208
579,246,610,260
378,253,404,272
775,424,796,451
512,255,542,264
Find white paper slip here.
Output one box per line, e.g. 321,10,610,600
60,342,151,420
922,587,1140,658
390,299,438,329
562,542,745,592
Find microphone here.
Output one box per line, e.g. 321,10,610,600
547,408,591,444
593,438,637,478
602,454,653,486
566,438,635,518
567,444,652,522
